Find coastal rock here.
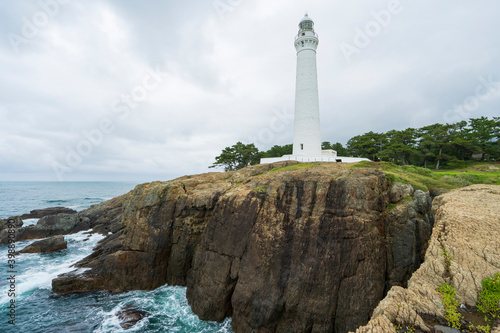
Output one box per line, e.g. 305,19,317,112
390,182,414,203
52,162,436,333
20,207,77,219
0,195,125,244
0,216,23,229
20,235,67,253
385,189,434,289
117,306,146,329
354,184,500,333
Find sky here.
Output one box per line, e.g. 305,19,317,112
0,0,499,182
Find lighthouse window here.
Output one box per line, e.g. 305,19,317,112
300,20,313,30
301,144,304,150
301,41,304,46
302,33,305,36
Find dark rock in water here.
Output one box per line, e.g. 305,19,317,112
21,207,77,219
117,306,146,329
0,216,23,229
0,195,125,244
20,235,67,253
52,162,435,333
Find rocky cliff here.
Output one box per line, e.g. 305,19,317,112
50,161,436,333
354,184,500,333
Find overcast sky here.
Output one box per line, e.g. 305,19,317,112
0,0,499,182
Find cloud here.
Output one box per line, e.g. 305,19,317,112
0,0,499,181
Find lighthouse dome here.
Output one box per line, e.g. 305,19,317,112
299,13,314,31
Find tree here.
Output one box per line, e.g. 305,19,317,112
210,142,261,171
492,117,500,160
447,121,474,165
416,123,453,169
347,131,385,160
378,128,417,165
262,144,293,158
417,124,440,168
468,117,497,161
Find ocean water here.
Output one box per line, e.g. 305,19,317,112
0,182,233,333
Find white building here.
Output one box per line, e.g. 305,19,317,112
261,14,369,164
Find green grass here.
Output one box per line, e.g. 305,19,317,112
434,162,500,187
478,273,500,319
437,283,463,330
386,196,413,212
252,186,268,193
268,163,317,173
349,161,500,192
386,203,397,211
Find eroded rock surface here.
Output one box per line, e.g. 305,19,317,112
385,189,434,289
354,184,500,333
51,162,436,333
19,235,67,253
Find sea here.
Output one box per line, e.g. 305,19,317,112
0,182,233,333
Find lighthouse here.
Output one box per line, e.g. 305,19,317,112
292,13,322,156
260,14,370,164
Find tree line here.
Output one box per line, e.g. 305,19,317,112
211,117,500,171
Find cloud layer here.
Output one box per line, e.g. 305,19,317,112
1,0,499,181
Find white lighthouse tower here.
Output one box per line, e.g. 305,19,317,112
292,13,322,156
260,14,369,164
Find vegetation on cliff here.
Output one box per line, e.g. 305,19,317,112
437,283,462,329
478,273,500,320
211,116,499,171
349,160,500,192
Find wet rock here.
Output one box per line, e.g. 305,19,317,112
20,235,67,253
0,216,23,229
20,207,77,219
117,306,146,329
0,195,126,244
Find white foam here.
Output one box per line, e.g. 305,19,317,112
22,218,39,226
0,230,105,305
94,302,148,333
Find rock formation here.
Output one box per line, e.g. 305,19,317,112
354,184,500,333
19,235,67,253
20,207,77,219
52,162,435,333
0,195,125,244
116,305,146,329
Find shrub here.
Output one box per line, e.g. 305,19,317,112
477,273,500,319
437,283,462,329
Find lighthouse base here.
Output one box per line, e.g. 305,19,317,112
260,153,370,164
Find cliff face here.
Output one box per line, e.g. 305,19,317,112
355,185,500,333
52,162,434,333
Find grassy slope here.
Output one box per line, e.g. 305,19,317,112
348,161,500,192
